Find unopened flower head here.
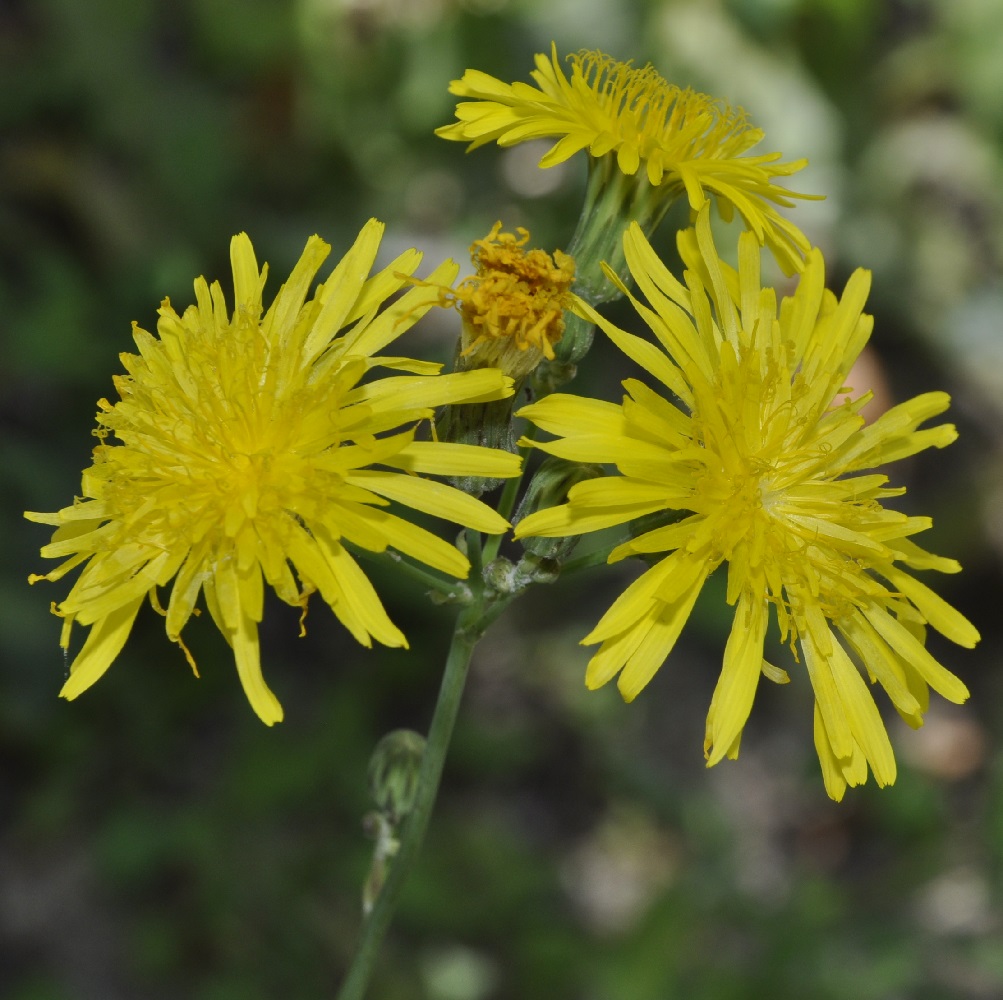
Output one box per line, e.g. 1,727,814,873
26,220,520,725
440,222,575,380
437,44,816,277
515,209,979,800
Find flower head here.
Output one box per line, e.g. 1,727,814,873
437,45,816,275
430,223,574,493
27,220,520,725
440,222,576,379
515,209,979,800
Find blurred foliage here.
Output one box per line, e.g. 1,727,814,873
3,0,1002,998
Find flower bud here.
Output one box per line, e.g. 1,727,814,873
367,728,426,824
514,457,603,562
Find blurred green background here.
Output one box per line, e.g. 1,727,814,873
3,0,1003,997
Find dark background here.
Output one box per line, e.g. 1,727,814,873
3,1,1002,997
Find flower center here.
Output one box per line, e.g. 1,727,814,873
568,50,760,163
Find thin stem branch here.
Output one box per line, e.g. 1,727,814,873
350,545,470,599
465,527,483,581
559,538,626,575
336,602,483,1000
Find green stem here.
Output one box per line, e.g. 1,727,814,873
465,528,483,581
336,601,485,1000
559,538,626,575
482,425,537,566
350,545,472,599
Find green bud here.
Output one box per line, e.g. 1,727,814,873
514,457,604,563
548,311,595,370
367,729,426,824
482,553,558,598
516,552,561,584
531,357,579,397
482,556,518,595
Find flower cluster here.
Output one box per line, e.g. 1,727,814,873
28,43,979,802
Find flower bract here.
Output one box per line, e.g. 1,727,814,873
437,44,817,274
27,220,521,725
515,209,979,800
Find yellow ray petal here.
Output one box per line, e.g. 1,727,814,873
828,637,896,787
517,394,628,438
59,596,144,701
585,554,705,646
391,442,521,479
322,538,408,649
704,593,767,766
882,566,980,648
813,702,847,802
801,611,853,761
585,621,651,690
231,605,284,726
303,218,385,361
346,470,510,535
617,574,705,701
515,500,660,540
865,605,970,704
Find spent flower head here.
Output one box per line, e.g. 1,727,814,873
440,221,576,380
437,44,817,282
432,222,577,493
27,220,520,725
515,209,979,800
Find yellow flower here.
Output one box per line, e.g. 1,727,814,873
437,44,816,275
440,222,576,379
27,220,520,725
514,209,979,800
